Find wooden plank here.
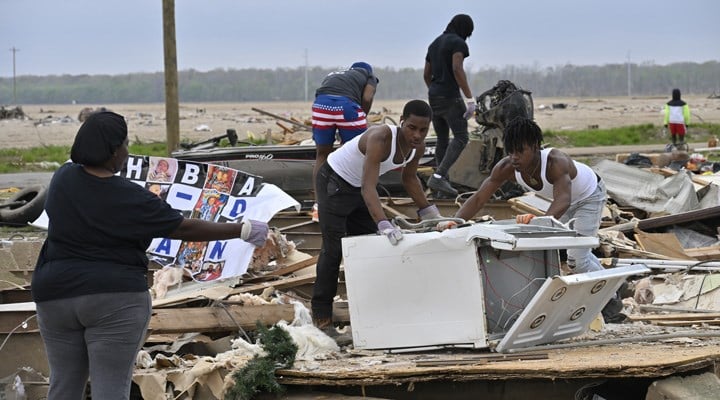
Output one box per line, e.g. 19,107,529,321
684,246,720,261
654,319,720,327
415,353,549,367
612,205,720,233
276,121,294,134
634,231,696,260
278,219,317,232
628,313,720,321
231,274,316,294
148,304,295,334
267,255,318,277
242,256,318,284
381,203,411,220
639,305,717,314
0,310,39,333
275,344,720,384
251,107,309,130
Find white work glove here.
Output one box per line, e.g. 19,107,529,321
463,100,477,120
417,204,441,221
377,220,403,245
436,219,465,231
240,219,269,247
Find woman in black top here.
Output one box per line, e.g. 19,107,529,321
32,111,268,400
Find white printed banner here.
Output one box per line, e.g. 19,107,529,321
33,155,301,281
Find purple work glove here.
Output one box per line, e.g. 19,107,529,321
240,219,269,247
417,204,441,221
377,220,403,245
463,100,477,120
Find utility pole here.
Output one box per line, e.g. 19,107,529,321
162,0,180,155
10,47,19,104
304,48,309,102
626,51,632,98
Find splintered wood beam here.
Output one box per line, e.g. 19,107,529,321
148,304,295,334
251,107,309,130
241,256,318,284
267,255,318,277
382,202,410,219
628,313,720,322
684,246,720,261
231,274,316,294
414,353,549,367
654,319,720,327
276,121,293,133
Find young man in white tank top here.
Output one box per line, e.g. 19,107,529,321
444,117,625,322
444,117,626,322
312,100,442,338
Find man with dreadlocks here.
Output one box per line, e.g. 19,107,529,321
441,117,626,322
424,13,476,197
451,117,606,272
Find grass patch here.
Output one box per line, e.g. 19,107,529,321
544,123,720,148
0,140,172,173
1,123,718,174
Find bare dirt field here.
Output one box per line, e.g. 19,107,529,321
1,96,719,149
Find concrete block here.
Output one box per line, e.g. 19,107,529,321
645,372,720,400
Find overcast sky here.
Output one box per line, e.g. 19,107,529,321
1,0,718,77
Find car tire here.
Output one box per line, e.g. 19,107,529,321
0,185,47,226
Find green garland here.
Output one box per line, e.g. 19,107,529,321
225,323,298,400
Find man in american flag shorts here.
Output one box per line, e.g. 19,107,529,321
310,62,379,221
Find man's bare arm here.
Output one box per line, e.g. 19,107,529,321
361,84,376,114
401,143,430,210
545,151,573,219
360,127,392,224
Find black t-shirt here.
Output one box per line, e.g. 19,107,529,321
425,32,470,98
315,68,379,105
31,163,184,302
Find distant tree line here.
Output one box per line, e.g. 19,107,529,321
0,61,718,105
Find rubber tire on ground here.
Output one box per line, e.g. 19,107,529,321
0,185,47,226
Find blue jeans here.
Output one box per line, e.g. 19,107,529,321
561,179,606,274
428,96,469,177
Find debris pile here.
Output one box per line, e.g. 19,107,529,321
0,106,26,120
1,148,720,399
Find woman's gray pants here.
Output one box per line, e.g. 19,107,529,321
36,291,151,400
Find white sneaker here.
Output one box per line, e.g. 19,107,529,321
311,203,319,223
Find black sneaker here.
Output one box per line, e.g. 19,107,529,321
427,175,458,196
603,312,628,324
321,326,353,347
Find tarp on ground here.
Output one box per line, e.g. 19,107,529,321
594,160,701,215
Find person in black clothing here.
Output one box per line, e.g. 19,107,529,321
31,111,269,400
424,13,476,197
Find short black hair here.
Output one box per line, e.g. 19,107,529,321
402,99,432,120
503,117,543,154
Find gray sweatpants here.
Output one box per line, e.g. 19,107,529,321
36,291,152,400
